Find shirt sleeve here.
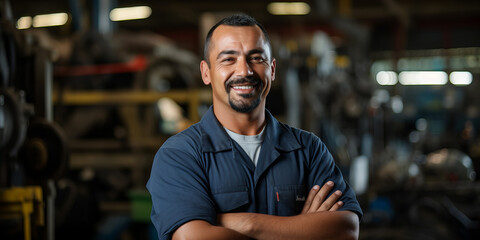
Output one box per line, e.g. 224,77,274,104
306,133,363,219
147,142,217,240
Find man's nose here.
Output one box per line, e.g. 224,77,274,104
236,58,253,77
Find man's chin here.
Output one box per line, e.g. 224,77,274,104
229,98,261,113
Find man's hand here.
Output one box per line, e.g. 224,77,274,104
301,181,343,214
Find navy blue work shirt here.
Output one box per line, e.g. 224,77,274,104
147,106,363,240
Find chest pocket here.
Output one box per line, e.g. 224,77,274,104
274,185,306,216
212,186,250,213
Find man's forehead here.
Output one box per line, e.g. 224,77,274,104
211,25,267,46
210,25,270,56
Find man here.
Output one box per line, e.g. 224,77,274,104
147,14,362,240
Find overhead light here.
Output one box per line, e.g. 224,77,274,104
17,16,32,29
267,2,311,15
450,71,472,85
110,6,152,21
399,71,448,85
376,71,397,85
33,13,68,28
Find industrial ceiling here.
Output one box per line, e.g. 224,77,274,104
9,0,480,30
4,0,480,54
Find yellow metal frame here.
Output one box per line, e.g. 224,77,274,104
52,89,212,123
0,186,44,240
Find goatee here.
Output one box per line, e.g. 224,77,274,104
225,76,263,113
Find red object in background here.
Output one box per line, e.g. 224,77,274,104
54,55,147,77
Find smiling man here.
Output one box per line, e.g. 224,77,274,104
201,21,273,131
147,14,362,240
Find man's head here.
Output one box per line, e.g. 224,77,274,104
203,14,272,67
200,14,276,115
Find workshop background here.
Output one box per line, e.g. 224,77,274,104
1,0,479,239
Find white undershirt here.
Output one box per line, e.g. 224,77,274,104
224,126,266,166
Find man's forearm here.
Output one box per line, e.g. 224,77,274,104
219,182,360,240
218,211,359,240
172,220,249,240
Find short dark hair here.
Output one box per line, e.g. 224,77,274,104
203,14,271,66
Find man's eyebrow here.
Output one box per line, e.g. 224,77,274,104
216,49,266,60
216,50,239,60
247,49,265,55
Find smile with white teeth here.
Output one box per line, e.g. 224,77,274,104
233,85,253,90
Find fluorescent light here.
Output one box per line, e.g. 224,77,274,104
110,6,152,21
376,71,398,85
450,71,472,85
33,13,68,28
267,2,311,15
17,16,32,29
399,71,448,85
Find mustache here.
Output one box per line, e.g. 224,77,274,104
225,76,261,91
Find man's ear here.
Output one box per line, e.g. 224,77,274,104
200,60,211,85
271,58,276,81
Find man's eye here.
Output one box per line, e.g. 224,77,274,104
249,56,265,63
222,58,235,62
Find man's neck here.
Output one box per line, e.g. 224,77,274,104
213,104,266,136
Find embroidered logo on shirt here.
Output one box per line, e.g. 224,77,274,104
296,195,305,201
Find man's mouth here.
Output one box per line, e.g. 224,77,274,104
226,77,261,94
229,83,257,96
232,85,254,90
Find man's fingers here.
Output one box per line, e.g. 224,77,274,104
302,181,335,214
301,181,345,214
319,190,342,211
329,201,344,212
301,185,320,214
309,181,335,213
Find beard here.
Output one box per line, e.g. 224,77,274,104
225,76,264,113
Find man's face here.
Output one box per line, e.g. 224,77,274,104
201,25,276,113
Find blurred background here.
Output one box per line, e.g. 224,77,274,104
1,0,479,239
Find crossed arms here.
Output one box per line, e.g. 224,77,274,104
172,181,360,240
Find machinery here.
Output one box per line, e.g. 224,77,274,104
1,0,68,239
